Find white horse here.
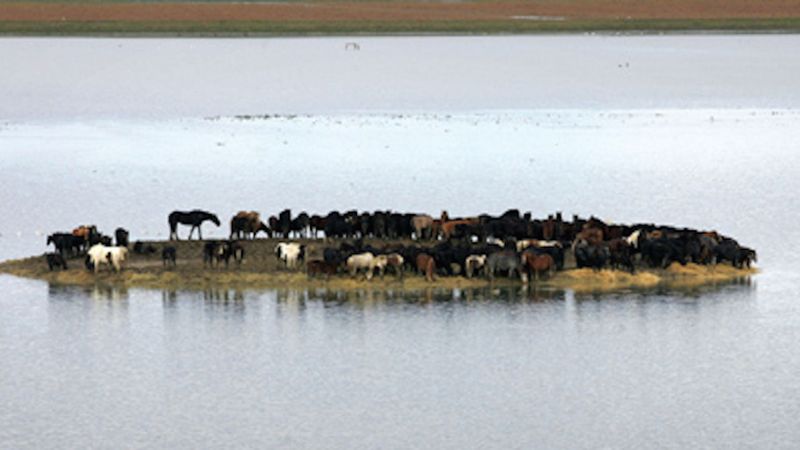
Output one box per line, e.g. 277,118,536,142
87,244,128,273
274,242,304,269
346,252,375,279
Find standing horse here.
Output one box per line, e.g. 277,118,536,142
87,244,128,273
168,210,220,240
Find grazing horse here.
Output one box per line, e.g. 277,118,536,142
230,211,263,240
162,246,177,267
87,244,128,273
220,241,245,267
346,252,376,280
168,210,220,240
203,241,225,267
45,253,68,271
306,259,340,279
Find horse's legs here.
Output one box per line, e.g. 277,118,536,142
198,226,203,241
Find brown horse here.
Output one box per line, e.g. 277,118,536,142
522,252,555,281
415,253,436,282
411,214,434,240
306,259,339,279
230,211,262,239
72,225,97,242
440,218,480,240
575,226,604,246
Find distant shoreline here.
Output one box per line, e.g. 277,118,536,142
2,0,800,36
2,20,800,37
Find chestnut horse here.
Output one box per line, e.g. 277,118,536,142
415,253,436,282
522,252,555,281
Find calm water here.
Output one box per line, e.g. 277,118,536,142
2,36,800,449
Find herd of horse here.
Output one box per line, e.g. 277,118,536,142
44,208,757,283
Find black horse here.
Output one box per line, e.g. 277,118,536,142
168,210,220,240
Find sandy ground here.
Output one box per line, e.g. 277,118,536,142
3,1,800,22
0,238,758,294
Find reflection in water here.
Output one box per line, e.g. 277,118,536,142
48,283,129,301
48,277,755,311
30,275,771,450
572,276,756,303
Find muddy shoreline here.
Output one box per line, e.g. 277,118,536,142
0,238,757,294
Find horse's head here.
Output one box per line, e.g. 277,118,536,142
46,235,53,245
210,214,221,226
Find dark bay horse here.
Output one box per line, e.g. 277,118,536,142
168,210,220,240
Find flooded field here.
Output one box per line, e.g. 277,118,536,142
1,36,800,448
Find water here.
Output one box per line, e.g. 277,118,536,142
2,36,800,449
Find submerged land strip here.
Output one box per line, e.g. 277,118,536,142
2,1,800,35
0,238,757,294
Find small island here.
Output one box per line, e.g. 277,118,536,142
0,210,758,294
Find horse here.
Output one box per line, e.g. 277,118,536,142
72,225,97,244
486,251,527,282
275,242,305,269
47,233,83,256
574,226,604,246
306,259,340,279
221,241,245,267
168,210,220,240
230,211,263,240
133,241,157,255
162,246,177,267
411,214,434,240
465,254,486,278
346,252,376,279
440,218,480,240
115,227,129,247
290,212,310,238
45,253,68,271
574,240,610,270
371,253,404,279
521,251,555,282
415,253,436,282
737,247,757,268
87,244,128,273
607,238,635,273
278,209,292,238
203,241,225,267
641,238,685,268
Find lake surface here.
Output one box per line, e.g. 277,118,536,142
2,36,800,449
